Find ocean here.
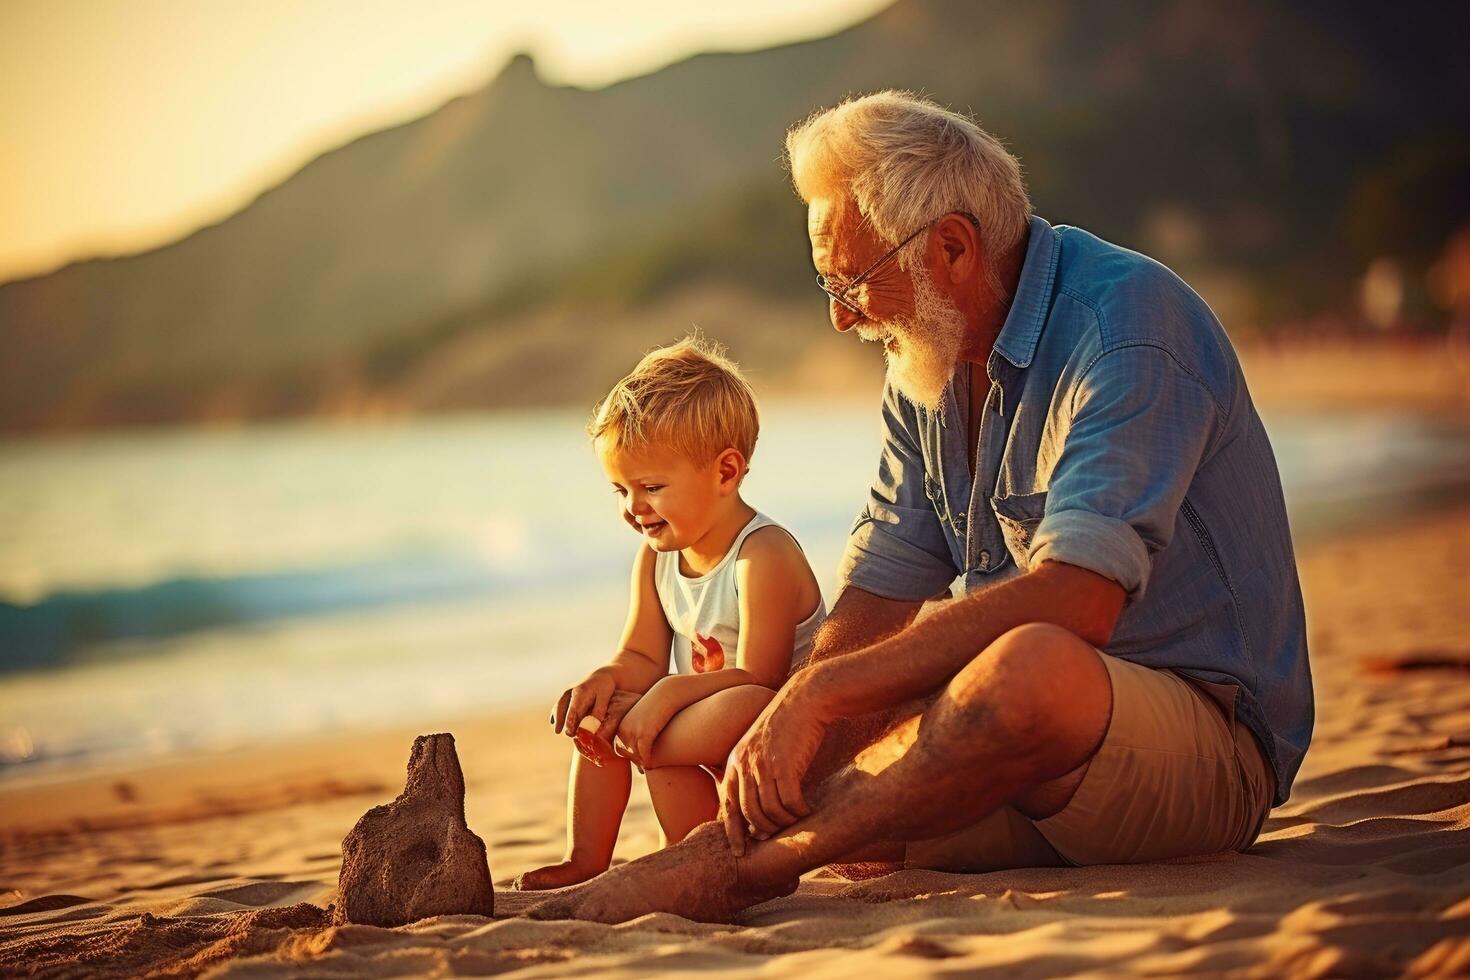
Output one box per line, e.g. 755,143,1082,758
3,401,1469,783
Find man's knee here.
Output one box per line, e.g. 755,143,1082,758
992,621,1092,663
932,622,1111,757
956,622,1100,701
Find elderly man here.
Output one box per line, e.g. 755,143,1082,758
534,91,1313,923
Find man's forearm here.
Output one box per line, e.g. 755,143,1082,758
808,586,924,665
804,561,1124,720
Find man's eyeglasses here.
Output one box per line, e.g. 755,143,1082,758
816,211,981,321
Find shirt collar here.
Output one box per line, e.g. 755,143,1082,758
991,214,1061,370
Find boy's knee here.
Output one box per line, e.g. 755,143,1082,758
646,684,776,770
714,683,776,715
665,683,773,728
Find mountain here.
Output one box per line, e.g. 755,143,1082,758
3,0,1467,431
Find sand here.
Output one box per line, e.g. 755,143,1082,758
4,504,1470,977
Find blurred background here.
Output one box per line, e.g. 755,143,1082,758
2,0,1468,784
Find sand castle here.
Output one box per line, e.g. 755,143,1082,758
334,732,496,926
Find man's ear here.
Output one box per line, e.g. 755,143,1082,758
716,448,747,493
935,212,982,285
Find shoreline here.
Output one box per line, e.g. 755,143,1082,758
7,398,1465,791
1,334,1467,442
0,709,548,845
6,439,1470,805
1239,335,1470,419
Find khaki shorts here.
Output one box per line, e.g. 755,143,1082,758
905,652,1276,871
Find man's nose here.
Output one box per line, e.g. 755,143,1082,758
830,297,862,333
627,495,651,516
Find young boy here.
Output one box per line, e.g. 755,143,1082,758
515,336,826,891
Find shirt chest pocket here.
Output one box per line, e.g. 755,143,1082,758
990,489,1048,572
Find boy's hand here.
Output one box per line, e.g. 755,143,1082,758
612,682,679,769
596,689,642,742
552,669,617,736
569,689,641,767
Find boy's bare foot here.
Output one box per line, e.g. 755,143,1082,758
513,859,607,891
526,822,798,924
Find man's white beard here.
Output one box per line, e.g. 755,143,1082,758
855,264,967,411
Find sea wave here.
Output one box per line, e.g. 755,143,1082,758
0,549,625,674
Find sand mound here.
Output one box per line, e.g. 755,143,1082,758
333,733,495,926
0,903,330,980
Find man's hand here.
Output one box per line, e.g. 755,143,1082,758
719,671,830,855
612,681,680,769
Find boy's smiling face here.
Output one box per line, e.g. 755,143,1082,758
596,438,732,554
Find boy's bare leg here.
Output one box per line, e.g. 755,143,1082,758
642,684,773,846
515,746,632,890
649,683,908,872
646,767,719,845
646,684,776,768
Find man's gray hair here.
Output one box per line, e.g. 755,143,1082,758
785,91,1031,266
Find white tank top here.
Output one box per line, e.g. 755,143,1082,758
654,512,826,677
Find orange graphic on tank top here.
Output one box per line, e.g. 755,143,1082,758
691,633,725,672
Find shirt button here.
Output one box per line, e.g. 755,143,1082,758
979,549,991,568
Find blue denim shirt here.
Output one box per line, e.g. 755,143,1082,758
837,215,1313,805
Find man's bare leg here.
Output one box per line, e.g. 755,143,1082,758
743,623,1112,882
529,623,1112,922
794,591,947,876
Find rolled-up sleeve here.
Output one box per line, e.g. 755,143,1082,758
837,384,958,601
1030,344,1220,601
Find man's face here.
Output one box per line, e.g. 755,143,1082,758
808,195,968,410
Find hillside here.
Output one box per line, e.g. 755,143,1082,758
3,0,1467,431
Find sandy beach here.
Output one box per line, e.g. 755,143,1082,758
4,0,1467,969
1,486,1467,977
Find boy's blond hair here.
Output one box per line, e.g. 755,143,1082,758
588,335,759,464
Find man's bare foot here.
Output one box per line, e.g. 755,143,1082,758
526,822,797,924
513,858,607,891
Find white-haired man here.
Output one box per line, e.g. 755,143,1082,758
533,91,1313,923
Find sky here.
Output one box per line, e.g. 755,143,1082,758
0,0,890,284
